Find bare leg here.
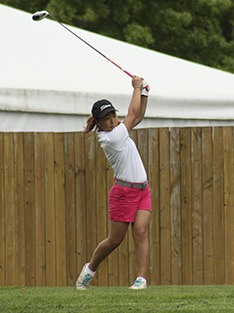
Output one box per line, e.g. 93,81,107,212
88,221,129,272
132,210,151,279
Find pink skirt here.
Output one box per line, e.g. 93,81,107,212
108,183,152,222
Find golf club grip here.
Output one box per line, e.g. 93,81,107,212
123,70,150,92
111,61,150,92
110,60,150,91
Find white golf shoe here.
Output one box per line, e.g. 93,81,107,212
76,263,94,290
129,277,147,290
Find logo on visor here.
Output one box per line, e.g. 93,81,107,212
100,104,111,111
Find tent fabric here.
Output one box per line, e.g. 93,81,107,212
0,4,234,131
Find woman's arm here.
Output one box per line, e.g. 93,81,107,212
123,77,149,131
132,95,148,128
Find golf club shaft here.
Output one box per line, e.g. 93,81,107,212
33,11,149,90
48,14,133,78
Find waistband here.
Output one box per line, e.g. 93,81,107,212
115,178,148,190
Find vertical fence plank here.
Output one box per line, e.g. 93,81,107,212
95,136,109,286
54,133,66,286
118,237,129,287
202,128,214,284
127,130,138,285
74,132,87,276
34,133,46,286
223,127,234,284
44,133,56,286
170,128,182,285
120,127,151,286
4,133,16,285
105,146,116,286
117,129,149,287
148,128,160,285
0,133,5,285
65,133,76,286
137,129,149,171
24,133,35,286
14,133,25,286
191,128,203,284
180,128,192,284
85,133,98,285
159,128,171,285
213,127,225,284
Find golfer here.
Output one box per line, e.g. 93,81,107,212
76,75,151,290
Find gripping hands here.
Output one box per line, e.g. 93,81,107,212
132,76,150,97
141,80,150,97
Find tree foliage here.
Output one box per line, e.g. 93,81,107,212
1,0,234,73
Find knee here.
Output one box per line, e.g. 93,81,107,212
133,227,148,243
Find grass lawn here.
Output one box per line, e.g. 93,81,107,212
0,285,234,312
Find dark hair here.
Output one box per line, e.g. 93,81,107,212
83,115,98,134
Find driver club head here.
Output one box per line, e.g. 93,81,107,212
32,11,50,21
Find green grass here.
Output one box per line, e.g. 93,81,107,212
0,285,234,312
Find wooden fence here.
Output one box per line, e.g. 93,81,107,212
0,127,233,287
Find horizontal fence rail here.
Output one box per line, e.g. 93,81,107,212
0,127,233,287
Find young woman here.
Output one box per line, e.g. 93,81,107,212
76,76,151,290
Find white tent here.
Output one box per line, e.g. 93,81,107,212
1,4,234,131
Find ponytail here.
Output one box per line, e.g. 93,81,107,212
83,115,98,134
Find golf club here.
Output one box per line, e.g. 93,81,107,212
32,11,149,91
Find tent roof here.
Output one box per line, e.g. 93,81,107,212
0,4,234,130
1,4,234,97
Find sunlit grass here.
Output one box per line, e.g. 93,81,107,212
0,285,234,312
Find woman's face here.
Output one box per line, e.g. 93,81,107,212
97,111,120,132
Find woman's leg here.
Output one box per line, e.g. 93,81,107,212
131,210,151,279
88,221,129,272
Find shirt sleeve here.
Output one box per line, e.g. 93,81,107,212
103,123,129,150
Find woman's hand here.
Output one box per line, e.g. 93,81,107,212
132,75,143,89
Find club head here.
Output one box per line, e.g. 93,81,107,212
32,11,49,21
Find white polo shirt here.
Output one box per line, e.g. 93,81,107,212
97,123,147,183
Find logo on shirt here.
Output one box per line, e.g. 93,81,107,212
100,104,111,111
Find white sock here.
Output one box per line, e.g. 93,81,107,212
85,263,96,276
